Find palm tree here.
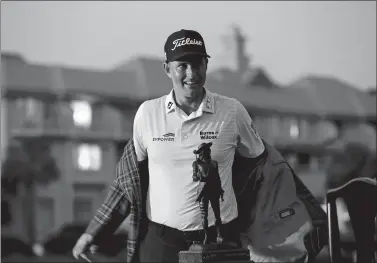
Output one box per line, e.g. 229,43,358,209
1,138,60,243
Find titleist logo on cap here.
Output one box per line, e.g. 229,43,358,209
171,37,203,51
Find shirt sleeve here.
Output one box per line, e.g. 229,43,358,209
85,178,129,240
133,102,148,161
235,100,265,158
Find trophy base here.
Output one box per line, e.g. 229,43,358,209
179,242,251,263
188,242,238,251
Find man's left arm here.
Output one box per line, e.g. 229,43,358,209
85,167,130,244
233,100,267,229
234,100,265,159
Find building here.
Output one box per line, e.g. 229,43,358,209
1,27,375,242
1,53,139,241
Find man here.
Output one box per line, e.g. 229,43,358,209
323,123,377,262
72,29,326,263
73,29,265,262
192,142,225,244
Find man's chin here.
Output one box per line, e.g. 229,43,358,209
185,87,201,92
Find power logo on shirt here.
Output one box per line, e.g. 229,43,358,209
153,132,175,142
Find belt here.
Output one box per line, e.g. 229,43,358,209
148,219,238,243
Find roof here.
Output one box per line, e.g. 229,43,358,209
1,53,53,96
205,70,376,119
113,56,172,100
289,76,376,119
1,53,140,106
60,68,140,101
2,52,375,121
242,67,278,89
367,86,376,95
206,69,321,116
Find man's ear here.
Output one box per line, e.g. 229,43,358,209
163,62,171,78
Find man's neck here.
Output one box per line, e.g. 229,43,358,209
173,88,205,115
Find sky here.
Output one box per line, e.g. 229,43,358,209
1,1,376,90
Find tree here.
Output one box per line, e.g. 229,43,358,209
1,138,60,243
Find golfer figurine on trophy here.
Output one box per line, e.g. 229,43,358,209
178,142,251,263
192,142,225,245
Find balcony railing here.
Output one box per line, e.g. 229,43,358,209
10,115,133,141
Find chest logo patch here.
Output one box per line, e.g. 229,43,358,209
153,132,175,142
278,208,295,219
200,131,219,140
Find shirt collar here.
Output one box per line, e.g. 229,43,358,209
165,90,177,113
165,88,215,114
201,89,215,113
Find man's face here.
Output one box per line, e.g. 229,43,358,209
164,55,207,97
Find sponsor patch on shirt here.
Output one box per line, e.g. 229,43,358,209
167,101,173,109
199,130,219,140
153,132,175,142
278,208,295,219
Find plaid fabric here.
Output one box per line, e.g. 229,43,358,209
86,140,143,263
86,139,328,262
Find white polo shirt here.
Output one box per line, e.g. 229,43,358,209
133,89,265,231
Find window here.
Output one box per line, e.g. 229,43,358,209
43,102,59,128
73,197,93,222
309,156,320,172
314,120,339,143
75,144,102,171
70,100,92,128
23,98,38,119
16,98,40,127
289,119,300,139
296,153,311,171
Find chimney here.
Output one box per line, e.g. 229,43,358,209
221,24,251,76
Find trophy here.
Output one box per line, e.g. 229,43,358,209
178,142,251,263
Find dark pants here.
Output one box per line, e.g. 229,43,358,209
139,219,241,262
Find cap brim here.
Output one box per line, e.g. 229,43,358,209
169,51,210,62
